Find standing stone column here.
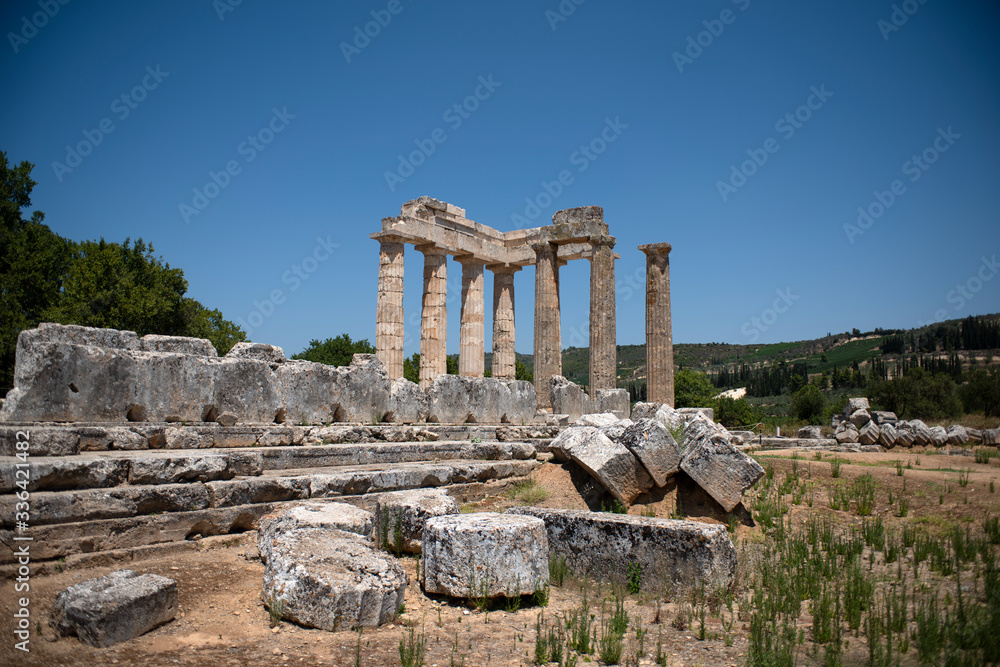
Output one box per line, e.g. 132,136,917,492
375,236,406,380
588,235,617,395
533,242,561,410
418,245,449,390
456,256,485,378
639,243,674,406
489,264,520,380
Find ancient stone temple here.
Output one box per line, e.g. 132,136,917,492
372,198,620,410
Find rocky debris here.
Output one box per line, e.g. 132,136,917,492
599,418,633,443
676,407,715,423
871,411,898,425
567,429,653,505
226,342,287,366
373,488,459,554
797,426,822,439
549,376,631,422
257,501,374,564
507,507,736,591
878,423,898,448
850,409,872,428
844,397,870,416
835,422,859,444
680,426,764,513
629,402,661,421
421,513,548,598
547,426,599,463
50,569,177,647
967,428,983,443
618,418,681,487
574,413,620,428
982,429,1000,447
263,527,407,629
858,421,881,446
929,425,949,447
894,428,915,448
946,425,970,446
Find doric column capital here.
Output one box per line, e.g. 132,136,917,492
454,254,486,267
486,263,522,275
531,241,557,256
639,242,672,256
415,243,449,257
589,235,616,251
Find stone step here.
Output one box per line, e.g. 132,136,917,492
0,469,537,568
0,440,540,494
0,458,540,529
1,423,558,457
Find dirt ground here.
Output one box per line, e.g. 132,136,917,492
2,445,998,667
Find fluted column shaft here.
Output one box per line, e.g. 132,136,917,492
588,235,617,394
533,242,561,410
640,243,674,406
418,245,449,390
489,265,520,380
375,237,405,380
457,257,485,377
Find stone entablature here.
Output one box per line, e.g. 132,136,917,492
373,197,620,408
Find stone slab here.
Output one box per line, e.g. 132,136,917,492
257,500,374,564
680,431,764,513
373,488,459,554
619,418,681,487
567,429,652,505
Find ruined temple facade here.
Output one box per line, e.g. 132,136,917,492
373,197,673,410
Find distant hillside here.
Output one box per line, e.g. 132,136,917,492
507,313,1000,392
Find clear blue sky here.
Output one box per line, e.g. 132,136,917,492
2,1,998,358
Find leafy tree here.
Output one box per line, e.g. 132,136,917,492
292,334,375,367
790,384,826,423
182,299,244,355
867,368,962,420
403,353,420,383
714,397,762,429
959,368,1000,417
673,369,715,408
514,359,533,383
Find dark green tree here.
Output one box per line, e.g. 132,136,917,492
292,334,376,366
673,368,716,408
790,384,826,422
959,368,1000,417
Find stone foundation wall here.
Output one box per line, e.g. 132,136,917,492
0,324,536,426
549,375,630,422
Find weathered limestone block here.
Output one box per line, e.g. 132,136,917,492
34,322,141,350
0,457,128,493
206,478,309,508
858,421,881,446
550,375,593,422
894,428,915,448
629,402,662,421
140,334,217,356
332,354,392,423
574,413,620,428
967,428,983,443
388,378,428,424
257,501,374,563
506,380,537,423
981,428,1000,447
0,426,79,457
619,418,681,487
844,397,870,416
163,426,211,449
676,407,714,423
507,508,737,591
0,484,211,527
946,425,969,446
850,409,872,428
797,426,822,439
225,341,287,366
421,513,548,598
878,423,898,448
547,426,598,463
599,418,633,444
274,360,343,424
595,389,631,419
568,429,653,505
835,423,859,444
425,375,532,424
50,569,177,647
263,528,406,629
680,431,764,513
210,357,283,423
128,352,215,423
910,421,933,447
374,488,459,553
929,426,949,447
872,411,898,425
653,404,686,432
